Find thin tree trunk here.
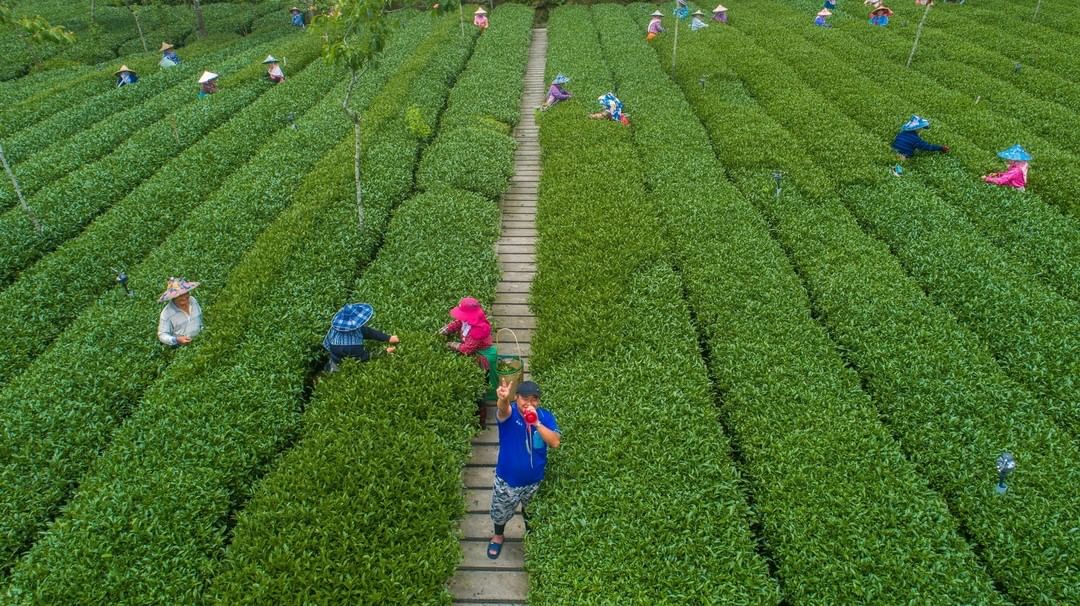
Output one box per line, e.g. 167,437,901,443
193,0,207,39
0,143,42,233
1033,0,1043,21
343,69,367,233
131,6,148,52
906,2,932,68
90,0,96,24
458,3,464,39
672,14,680,72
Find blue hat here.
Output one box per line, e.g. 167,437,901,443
552,73,570,85
331,303,374,332
517,381,541,398
902,115,931,131
997,144,1032,162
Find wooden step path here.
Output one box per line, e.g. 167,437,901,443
448,27,546,606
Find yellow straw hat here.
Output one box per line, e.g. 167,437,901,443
113,64,135,75
159,41,174,52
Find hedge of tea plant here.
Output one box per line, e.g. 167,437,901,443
2,13,479,603
689,10,1080,309
596,5,1007,604
0,34,347,387
523,7,781,604
417,3,533,198
0,14,438,581
0,30,290,213
841,178,1080,439
0,32,248,138
0,34,323,287
734,171,1080,606
209,187,498,604
757,0,1080,217
213,8,528,597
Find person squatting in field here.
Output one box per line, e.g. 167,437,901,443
890,114,949,176
160,42,181,67
983,145,1032,191
114,65,138,87
322,303,399,372
540,73,571,111
590,92,628,125
647,10,665,41
487,379,560,560
263,55,285,83
474,6,489,30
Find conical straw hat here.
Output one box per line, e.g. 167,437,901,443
113,64,135,75
198,71,219,84
159,41,174,51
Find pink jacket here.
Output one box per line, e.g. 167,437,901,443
983,161,1028,190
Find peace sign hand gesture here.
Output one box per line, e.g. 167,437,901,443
496,378,512,404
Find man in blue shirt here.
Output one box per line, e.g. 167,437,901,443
488,380,560,559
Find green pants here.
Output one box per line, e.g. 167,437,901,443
478,345,498,400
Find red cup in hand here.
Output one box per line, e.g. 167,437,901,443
523,408,538,425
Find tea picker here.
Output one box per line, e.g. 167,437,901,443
263,55,285,84
438,297,497,425
289,6,305,28
114,65,138,88
982,145,1031,191
198,71,219,97
322,303,399,372
691,9,709,31
890,115,948,176
589,92,629,125
473,6,489,30
647,10,664,41
540,73,572,111
712,4,728,23
159,42,180,67
814,8,833,27
157,277,202,347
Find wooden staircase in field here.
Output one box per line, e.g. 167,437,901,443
448,26,546,606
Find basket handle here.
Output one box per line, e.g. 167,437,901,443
496,327,523,357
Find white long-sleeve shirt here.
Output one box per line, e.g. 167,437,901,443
158,297,203,346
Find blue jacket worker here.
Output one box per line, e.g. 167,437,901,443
114,65,138,87
487,380,560,560
890,115,948,176
322,303,399,372
290,6,305,27
160,42,181,67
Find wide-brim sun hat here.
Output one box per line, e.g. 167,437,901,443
475,6,486,13
693,10,705,16
113,64,135,75
997,144,1032,162
651,10,664,17
871,7,893,15
289,6,301,12
817,8,832,16
331,303,375,332
713,4,727,11
158,277,199,303
901,115,930,131
450,297,487,325
198,71,219,84
552,73,570,85
159,41,174,51
262,55,279,64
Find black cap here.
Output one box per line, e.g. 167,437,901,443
516,381,541,398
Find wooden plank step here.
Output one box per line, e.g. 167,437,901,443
469,443,499,465
497,240,537,249
499,228,537,237
464,465,495,488
460,512,525,539
449,570,528,602
472,425,499,446
492,327,531,343
497,262,537,273
460,540,525,570
498,253,536,263
498,342,532,357
496,281,532,294
494,292,529,305
465,487,494,513
494,315,536,329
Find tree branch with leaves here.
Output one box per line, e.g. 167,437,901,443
315,0,397,233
